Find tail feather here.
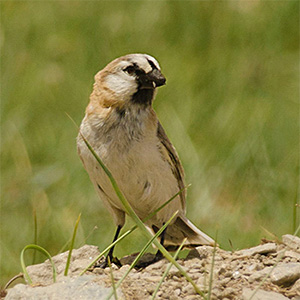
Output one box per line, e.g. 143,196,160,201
164,215,215,247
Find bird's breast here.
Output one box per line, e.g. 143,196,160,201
78,107,182,223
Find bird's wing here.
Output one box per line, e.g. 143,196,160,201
157,120,186,211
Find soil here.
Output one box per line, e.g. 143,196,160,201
3,234,300,299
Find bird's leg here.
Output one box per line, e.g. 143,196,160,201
152,223,166,262
96,225,122,268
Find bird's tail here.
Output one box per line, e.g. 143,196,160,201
163,215,216,247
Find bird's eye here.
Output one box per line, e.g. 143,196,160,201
123,65,136,75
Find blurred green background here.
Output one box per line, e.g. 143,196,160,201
1,1,299,286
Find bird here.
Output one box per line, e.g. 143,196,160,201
77,53,215,267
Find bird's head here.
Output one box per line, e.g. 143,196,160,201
93,54,166,108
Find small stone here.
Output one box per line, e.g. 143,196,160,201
290,278,300,295
155,291,163,297
221,287,236,298
189,268,200,274
185,295,200,300
263,258,277,266
196,277,208,292
145,258,166,271
119,264,130,274
174,288,181,296
271,263,300,286
235,243,277,258
145,284,156,294
6,275,123,300
244,263,258,275
182,284,195,295
285,250,300,260
218,266,226,275
249,266,272,282
26,245,101,285
169,265,182,277
93,268,105,275
187,245,215,259
220,277,231,286
242,287,289,300
282,235,300,253
130,272,140,280
184,258,201,268
145,275,161,282
224,271,233,278
232,270,241,279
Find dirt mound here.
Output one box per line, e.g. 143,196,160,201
4,234,300,299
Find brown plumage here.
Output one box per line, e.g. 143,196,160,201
77,54,214,265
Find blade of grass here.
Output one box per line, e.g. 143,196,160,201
294,223,300,236
20,244,57,284
260,226,280,243
106,211,178,300
79,225,98,247
59,237,73,254
107,257,118,300
152,237,187,300
79,187,188,275
207,231,218,300
293,153,299,233
3,273,24,290
32,209,37,265
64,213,81,276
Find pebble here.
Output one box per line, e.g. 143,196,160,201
174,288,181,296
119,264,130,274
285,250,300,260
232,270,241,279
145,275,161,282
217,266,227,275
235,243,277,258
130,272,140,280
187,245,215,259
289,278,300,294
271,263,300,286
242,287,289,300
221,287,236,298
145,284,156,294
243,263,258,275
282,234,300,252
6,275,124,300
249,266,272,282
224,271,233,278
220,277,231,286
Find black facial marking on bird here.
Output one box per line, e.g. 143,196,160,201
147,59,158,70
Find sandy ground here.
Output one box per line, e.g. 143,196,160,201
2,234,300,299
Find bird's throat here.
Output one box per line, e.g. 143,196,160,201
131,88,154,106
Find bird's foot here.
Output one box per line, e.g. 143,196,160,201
94,256,122,269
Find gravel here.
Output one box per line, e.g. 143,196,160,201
3,234,300,299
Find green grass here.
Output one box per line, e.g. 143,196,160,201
1,1,299,287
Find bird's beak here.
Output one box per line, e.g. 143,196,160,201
139,69,166,89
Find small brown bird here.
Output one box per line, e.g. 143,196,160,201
77,54,214,266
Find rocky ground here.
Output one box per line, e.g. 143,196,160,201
3,234,300,300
